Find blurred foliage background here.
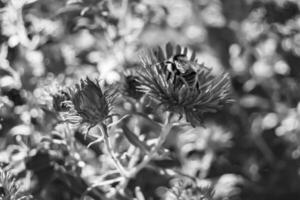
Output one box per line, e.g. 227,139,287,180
1,0,300,199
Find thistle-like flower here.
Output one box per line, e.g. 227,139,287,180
63,77,116,127
0,169,30,200
166,178,214,200
52,90,71,112
121,69,143,99
138,43,233,126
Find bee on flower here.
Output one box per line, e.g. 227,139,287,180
137,43,233,126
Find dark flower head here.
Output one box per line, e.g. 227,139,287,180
121,69,144,99
137,43,233,126
52,90,71,112
63,77,116,126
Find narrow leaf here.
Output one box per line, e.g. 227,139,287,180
122,125,150,153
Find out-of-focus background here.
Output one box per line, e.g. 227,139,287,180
1,0,300,199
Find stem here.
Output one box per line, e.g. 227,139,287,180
98,124,129,178
199,150,214,178
127,112,172,178
90,177,124,188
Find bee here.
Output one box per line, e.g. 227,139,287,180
161,54,188,77
152,53,200,88
169,54,199,87
161,60,181,85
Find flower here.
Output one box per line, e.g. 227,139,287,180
121,69,144,99
63,77,116,126
137,43,233,126
52,89,71,112
165,178,214,200
0,169,30,200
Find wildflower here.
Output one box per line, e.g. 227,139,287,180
63,77,116,127
0,169,30,200
121,69,144,99
52,89,71,112
34,79,69,113
166,178,214,200
138,43,233,126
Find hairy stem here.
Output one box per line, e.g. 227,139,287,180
98,124,129,178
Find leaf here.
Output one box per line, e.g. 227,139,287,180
151,156,181,168
122,124,150,153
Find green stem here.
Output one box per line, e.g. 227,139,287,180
127,112,172,178
98,124,129,178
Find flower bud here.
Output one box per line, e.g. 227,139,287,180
64,77,116,126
